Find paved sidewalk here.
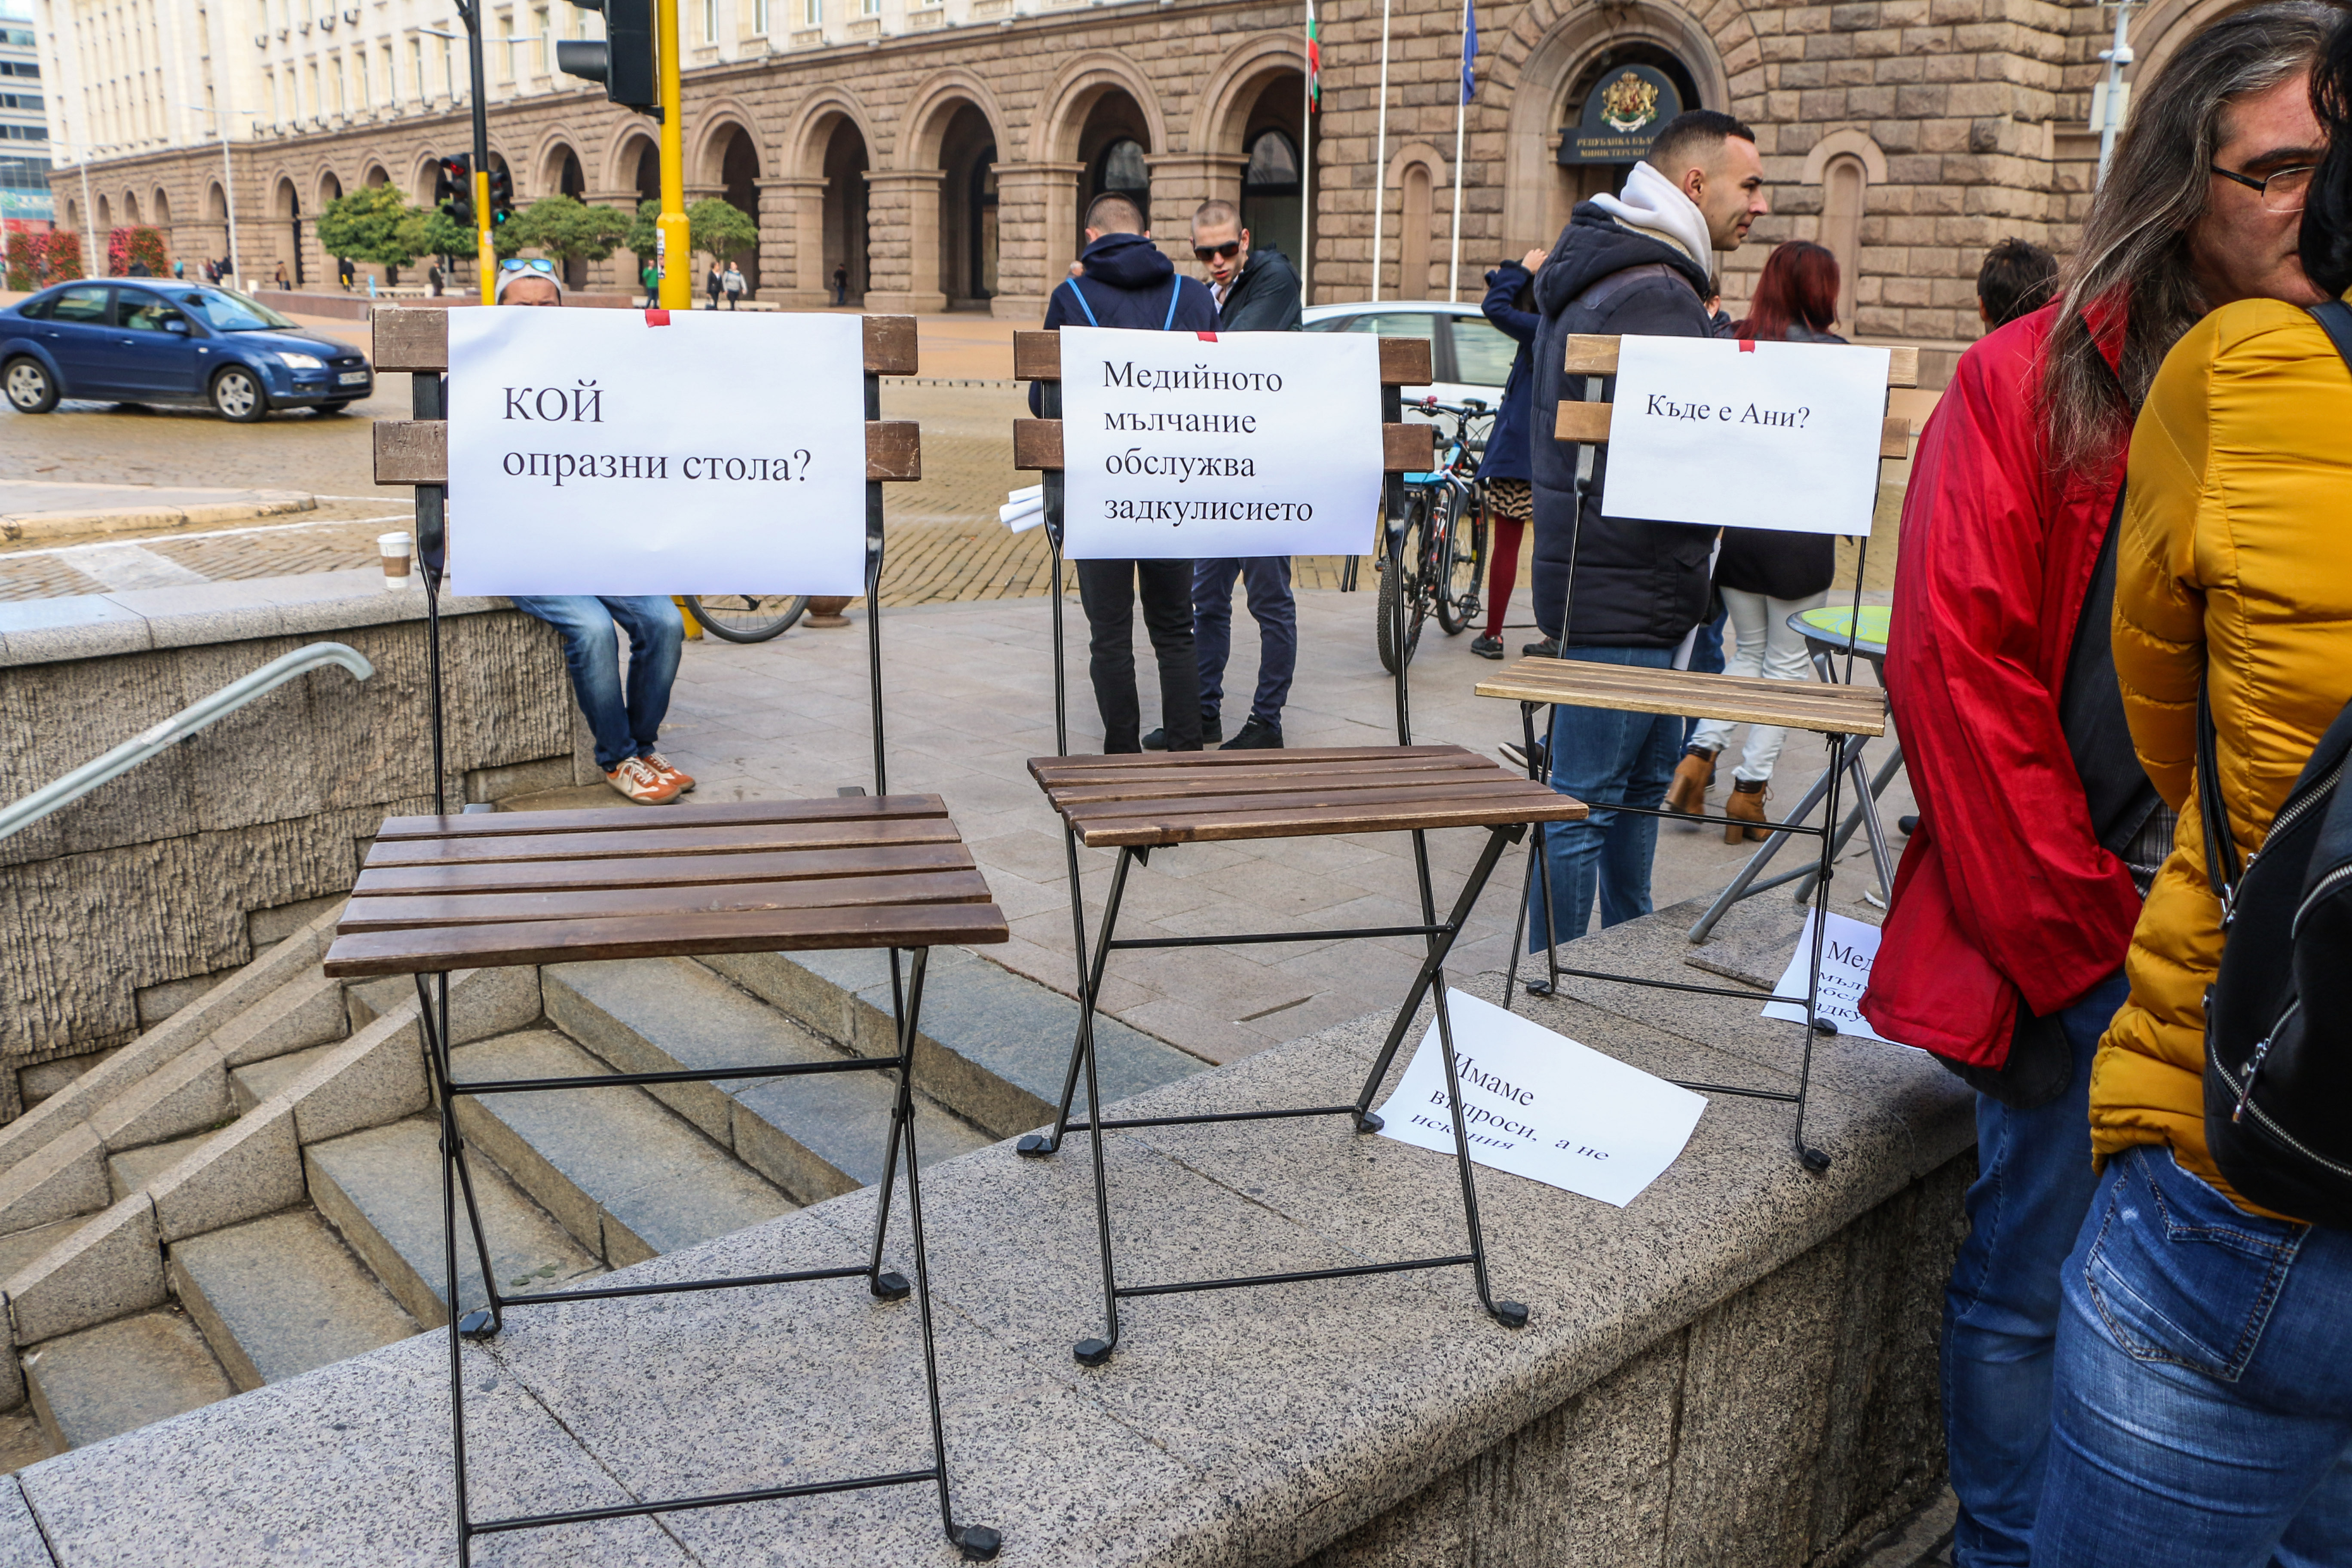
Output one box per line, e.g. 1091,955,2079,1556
616,585,1913,1066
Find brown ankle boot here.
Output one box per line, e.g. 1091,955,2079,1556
1725,779,1770,843
1664,748,1717,816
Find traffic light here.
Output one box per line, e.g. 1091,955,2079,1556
434,154,475,228
488,167,515,227
556,0,658,118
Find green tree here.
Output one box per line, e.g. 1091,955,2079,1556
403,203,522,266
511,193,631,266
688,197,759,266
316,184,421,269
623,197,662,261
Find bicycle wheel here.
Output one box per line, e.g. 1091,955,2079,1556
684,595,810,643
1376,494,1432,674
1435,492,1486,636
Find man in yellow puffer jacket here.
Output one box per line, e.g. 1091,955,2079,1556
2033,21,2352,1559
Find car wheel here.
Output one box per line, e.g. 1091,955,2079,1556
314,401,352,416
3,358,57,414
210,365,267,423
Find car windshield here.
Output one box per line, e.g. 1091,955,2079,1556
174,289,297,332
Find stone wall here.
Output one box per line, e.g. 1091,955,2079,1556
0,572,585,1109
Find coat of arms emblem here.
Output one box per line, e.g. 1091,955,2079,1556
1599,70,1661,134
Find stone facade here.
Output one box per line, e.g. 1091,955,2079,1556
48,0,2235,367
0,578,587,1107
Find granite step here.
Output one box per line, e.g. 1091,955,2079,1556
22,1307,234,1451
165,1209,420,1392
0,1214,87,1283
545,958,992,1206
104,1128,215,1201
227,1037,344,1114
305,1116,606,1329
0,1409,56,1475
447,1029,796,1268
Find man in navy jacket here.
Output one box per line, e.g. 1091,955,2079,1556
1522,110,1767,943
1035,193,1222,752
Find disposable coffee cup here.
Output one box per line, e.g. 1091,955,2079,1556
379,531,414,591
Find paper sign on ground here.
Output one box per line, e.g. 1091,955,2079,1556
1761,908,1917,1049
1599,335,1892,536
445,309,868,597
1374,989,1706,1207
1059,325,1384,559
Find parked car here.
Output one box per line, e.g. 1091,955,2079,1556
1300,300,1517,449
0,279,374,422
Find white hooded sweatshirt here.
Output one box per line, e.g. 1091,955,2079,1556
1587,159,1714,273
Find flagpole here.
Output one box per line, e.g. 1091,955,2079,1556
1447,0,1469,301
1370,0,1392,302
1301,0,1314,304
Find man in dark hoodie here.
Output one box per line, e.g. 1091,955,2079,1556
1524,109,1768,941
1035,192,1224,753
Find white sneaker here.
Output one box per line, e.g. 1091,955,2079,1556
643,752,697,794
606,755,681,804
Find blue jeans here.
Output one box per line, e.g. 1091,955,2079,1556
1681,602,1728,751
2034,1145,2352,1568
1526,645,1680,948
1194,557,1295,728
1944,971,2126,1567
509,595,683,772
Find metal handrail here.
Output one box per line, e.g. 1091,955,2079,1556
0,641,375,841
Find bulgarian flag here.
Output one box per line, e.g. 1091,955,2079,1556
1306,0,1321,110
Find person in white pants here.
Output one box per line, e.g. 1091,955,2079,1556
1681,585,1828,838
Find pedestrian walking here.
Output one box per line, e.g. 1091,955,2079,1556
723,261,746,309
706,262,724,311
2035,13,2352,1559
1031,192,1221,753
1855,7,2340,1563
172,258,184,280
1148,199,1302,751
426,262,443,297
1669,239,1844,840
641,259,658,308
1467,247,1547,662
1523,110,1769,942
831,261,849,306
273,260,288,289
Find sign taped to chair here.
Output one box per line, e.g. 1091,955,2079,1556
1599,335,1891,536
1761,908,1918,1049
1374,988,1706,1207
1059,325,1384,559
444,309,868,596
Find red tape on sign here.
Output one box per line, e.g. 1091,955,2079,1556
645,308,671,326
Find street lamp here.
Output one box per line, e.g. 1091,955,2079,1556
187,104,244,287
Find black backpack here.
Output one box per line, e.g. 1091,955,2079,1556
2198,298,2352,1229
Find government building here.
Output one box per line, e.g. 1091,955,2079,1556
34,0,2233,364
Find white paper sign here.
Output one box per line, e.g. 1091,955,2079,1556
1060,325,1384,559
445,309,868,596
1761,909,1917,1049
1600,335,1892,535
1374,989,1707,1207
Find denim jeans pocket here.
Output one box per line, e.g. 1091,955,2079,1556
2082,1149,2303,1383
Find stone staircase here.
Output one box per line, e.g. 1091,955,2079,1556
0,908,1205,1468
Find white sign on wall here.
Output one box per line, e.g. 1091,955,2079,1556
1600,336,1892,536
445,309,869,597
1761,909,1917,1049
1059,325,1385,560
1374,989,1707,1208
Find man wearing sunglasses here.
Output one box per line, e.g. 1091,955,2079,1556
490,257,696,804
1856,7,2336,1564
1145,201,1305,750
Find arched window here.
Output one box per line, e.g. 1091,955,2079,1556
1092,137,1149,225
1240,128,1301,263
1820,155,1866,332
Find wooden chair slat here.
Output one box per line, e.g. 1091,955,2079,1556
1062,778,1559,826
351,842,978,897
1071,793,1588,848
862,314,919,377
1029,743,1473,780
1012,418,1061,471
1048,764,1525,808
1040,753,1496,791
323,901,1011,977
337,869,995,933
1476,661,1888,736
362,817,966,868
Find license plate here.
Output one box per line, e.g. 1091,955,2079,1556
337,371,369,386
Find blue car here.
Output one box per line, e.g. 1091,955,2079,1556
0,278,375,423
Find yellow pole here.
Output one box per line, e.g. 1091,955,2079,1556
655,0,689,309
475,168,496,302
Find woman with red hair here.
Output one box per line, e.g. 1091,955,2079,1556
1666,239,1846,839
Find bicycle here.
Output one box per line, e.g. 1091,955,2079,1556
1375,397,1493,673
683,595,811,643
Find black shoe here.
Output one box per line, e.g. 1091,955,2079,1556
1143,717,1221,750
1221,716,1283,750
1521,637,1559,658
1899,815,1918,836
1470,634,1505,660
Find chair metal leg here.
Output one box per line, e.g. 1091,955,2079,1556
1072,849,1138,1366
413,973,502,1342
862,947,917,1302
1684,735,1854,945
1788,748,1842,1174
1017,823,1111,1161
1519,701,1564,997
1350,825,1519,1120
1790,743,1905,906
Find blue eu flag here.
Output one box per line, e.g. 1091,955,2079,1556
1460,0,1478,104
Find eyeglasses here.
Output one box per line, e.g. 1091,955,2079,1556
499,257,557,274
2210,162,2317,213
1192,240,1243,262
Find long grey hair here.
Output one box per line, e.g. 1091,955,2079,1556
2042,0,2337,473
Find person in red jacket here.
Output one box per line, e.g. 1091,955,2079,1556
1856,6,2336,1564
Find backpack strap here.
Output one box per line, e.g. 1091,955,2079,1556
2311,298,2352,368
2198,675,2241,921
1064,278,1102,328
1162,278,1182,331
